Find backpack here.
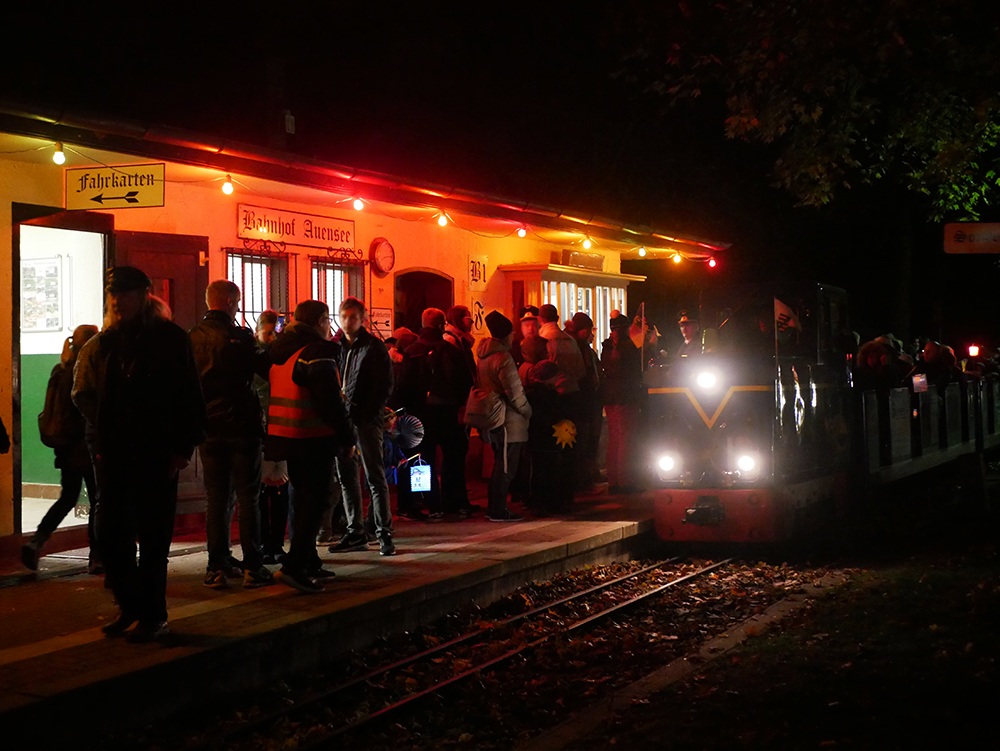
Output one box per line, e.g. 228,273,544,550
463,387,505,432
38,365,80,449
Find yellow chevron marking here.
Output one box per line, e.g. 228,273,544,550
647,385,772,429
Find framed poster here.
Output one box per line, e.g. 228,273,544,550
21,257,63,333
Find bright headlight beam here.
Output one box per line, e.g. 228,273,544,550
658,456,675,472
696,372,717,389
737,455,756,472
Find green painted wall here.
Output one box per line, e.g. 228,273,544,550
21,353,61,485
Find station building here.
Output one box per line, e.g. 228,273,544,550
0,103,727,562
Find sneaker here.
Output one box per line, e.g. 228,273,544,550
20,541,40,571
456,508,471,520
400,508,429,521
316,530,336,546
327,532,368,553
87,560,105,576
274,568,324,594
102,610,139,637
427,512,445,523
243,566,275,589
487,510,524,522
126,621,170,644
221,557,244,578
204,570,229,589
308,566,337,580
378,536,396,557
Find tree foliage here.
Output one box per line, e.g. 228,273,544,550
613,0,1000,219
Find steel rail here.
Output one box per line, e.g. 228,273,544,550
298,558,734,750
197,557,681,749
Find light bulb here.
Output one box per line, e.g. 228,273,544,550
222,175,234,195
638,247,647,257
708,258,717,268
582,238,592,249
517,227,527,238
438,214,448,227
353,198,364,211
672,254,682,264
52,143,66,165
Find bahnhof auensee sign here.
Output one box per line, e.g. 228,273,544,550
238,204,356,253
944,222,1000,254
65,163,165,210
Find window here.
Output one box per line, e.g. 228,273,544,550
226,250,291,329
310,259,365,319
543,279,628,347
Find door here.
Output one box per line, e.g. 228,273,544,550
114,231,210,501
394,270,454,332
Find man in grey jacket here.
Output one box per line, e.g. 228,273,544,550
475,311,531,522
538,304,585,394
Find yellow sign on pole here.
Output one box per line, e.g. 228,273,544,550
65,163,165,210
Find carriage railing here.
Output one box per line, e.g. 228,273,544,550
860,375,1000,484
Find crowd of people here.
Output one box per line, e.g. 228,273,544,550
14,266,663,643
852,333,999,394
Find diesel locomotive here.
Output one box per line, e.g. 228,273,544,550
643,282,1000,543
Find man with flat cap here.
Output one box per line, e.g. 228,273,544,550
675,310,701,358
73,266,206,643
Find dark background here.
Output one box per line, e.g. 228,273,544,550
2,2,996,351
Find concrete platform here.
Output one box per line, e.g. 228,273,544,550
0,493,654,742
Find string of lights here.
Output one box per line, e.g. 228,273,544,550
48,140,718,265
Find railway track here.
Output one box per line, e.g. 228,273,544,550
192,557,734,751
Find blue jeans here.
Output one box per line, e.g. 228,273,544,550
337,420,393,537
200,436,263,571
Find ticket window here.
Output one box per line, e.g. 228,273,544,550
542,280,627,347
19,225,105,533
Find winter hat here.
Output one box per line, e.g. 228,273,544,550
520,335,548,364
486,310,513,339
571,312,594,331
529,359,560,384
519,305,539,321
106,266,151,294
610,312,630,330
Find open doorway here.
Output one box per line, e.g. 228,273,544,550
394,270,454,332
18,222,107,539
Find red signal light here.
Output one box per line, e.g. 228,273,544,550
969,345,980,357
708,258,717,268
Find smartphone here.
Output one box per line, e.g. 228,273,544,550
912,373,928,393
276,314,286,333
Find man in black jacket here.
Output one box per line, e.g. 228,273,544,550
398,308,474,518
190,280,272,590
266,300,356,592
73,266,207,642
328,297,395,555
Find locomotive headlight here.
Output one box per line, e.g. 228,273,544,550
737,455,756,472
696,371,718,390
656,453,681,479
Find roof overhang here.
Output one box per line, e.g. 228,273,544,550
0,100,730,258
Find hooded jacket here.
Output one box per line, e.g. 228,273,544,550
265,322,356,460
539,321,586,394
475,336,532,443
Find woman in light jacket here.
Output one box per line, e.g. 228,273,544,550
475,311,531,522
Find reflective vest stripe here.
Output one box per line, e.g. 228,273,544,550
267,346,336,439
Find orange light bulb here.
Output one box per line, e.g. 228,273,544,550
222,175,234,195
438,214,448,227
353,198,364,211
517,227,527,238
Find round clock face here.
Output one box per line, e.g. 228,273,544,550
371,238,395,274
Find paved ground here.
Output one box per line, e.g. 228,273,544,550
0,490,653,741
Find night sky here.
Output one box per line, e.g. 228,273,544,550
3,2,997,348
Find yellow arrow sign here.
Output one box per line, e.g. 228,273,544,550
66,163,165,210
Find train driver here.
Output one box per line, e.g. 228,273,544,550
676,310,701,357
